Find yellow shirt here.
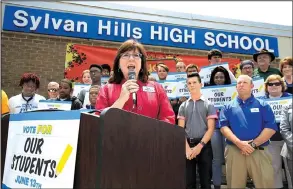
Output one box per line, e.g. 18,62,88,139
2,90,9,114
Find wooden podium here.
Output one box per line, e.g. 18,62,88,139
74,108,186,189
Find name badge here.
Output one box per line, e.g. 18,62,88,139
250,108,259,112
143,86,155,93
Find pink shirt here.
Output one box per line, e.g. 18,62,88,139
96,80,175,124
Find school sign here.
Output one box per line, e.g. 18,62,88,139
3,5,279,56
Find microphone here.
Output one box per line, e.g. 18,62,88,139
128,69,137,107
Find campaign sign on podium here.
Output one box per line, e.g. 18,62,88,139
2,110,82,188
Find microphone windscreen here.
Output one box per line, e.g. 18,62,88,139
128,69,136,80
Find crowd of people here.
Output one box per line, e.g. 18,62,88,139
1,39,293,189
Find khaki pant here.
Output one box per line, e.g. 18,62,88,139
268,141,284,188
225,145,274,188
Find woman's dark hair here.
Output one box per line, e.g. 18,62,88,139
108,39,148,84
19,73,40,89
209,66,231,86
60,79,73,89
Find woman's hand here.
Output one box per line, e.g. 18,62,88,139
119,79,139,102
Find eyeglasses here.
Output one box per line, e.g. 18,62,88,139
267,82,282,87
121,53,142,60
48,88,58,92
242,66,253,70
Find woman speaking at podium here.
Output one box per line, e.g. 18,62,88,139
95,39,175,124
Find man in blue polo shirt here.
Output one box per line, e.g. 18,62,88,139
219,75,277,188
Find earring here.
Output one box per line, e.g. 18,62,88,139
140,69,143,73
118,68,121,72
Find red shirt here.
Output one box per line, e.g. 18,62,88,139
96,80,175,124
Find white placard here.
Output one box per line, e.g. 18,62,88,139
201,78,265,108
199,62,230,85
264,97,292,123
251,78,266,98
2,111,82,188
158,80,178,99
38,100,72,111
201,84,236,108
150,72,187,81
72,84,91,97
82,92,90,108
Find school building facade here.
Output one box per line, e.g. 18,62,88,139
1,1,292,97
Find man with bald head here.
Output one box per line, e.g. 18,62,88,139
176,61,186,72
218,75,277,188
47,81,59,100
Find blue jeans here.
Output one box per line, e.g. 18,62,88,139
211,129,225,186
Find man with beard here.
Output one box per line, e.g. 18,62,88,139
57,79,82,110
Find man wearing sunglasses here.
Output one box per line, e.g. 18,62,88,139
47,81,59,100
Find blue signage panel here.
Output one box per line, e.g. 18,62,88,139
3,5,279,56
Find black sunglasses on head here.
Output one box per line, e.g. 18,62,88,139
48,88,58,92
267,82,282,87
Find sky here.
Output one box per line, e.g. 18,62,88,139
109,1,292,26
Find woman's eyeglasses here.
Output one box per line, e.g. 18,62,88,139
121,53,142,60
267,82,282,87
48,88,58,92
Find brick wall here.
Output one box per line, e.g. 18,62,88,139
1,31,280,98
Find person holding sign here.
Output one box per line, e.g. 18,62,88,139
101,64,111,77
253,48,282,81
219,75,277,188
186,64,199,75
9,73,46,114
279,57,293,94
156,63,169,81
57,79,83,110
81,70,92,84
96,39,175,124
176,61,186,72
239,60,256,78
47,81,59,100
86,85,100,109
78,64,102,105
280,104,293,188
207,49,236,84
264,74,292,189
177,73,217,189
208,66,231,189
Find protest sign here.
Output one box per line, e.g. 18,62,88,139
150,72,187,81
176,80,190,98
199,62,230,85
72,83,90,97
264,97,292,123
158,80,178,99
2,111,81,188
201,84,236,108
38,100,72,111
101,77,109,86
